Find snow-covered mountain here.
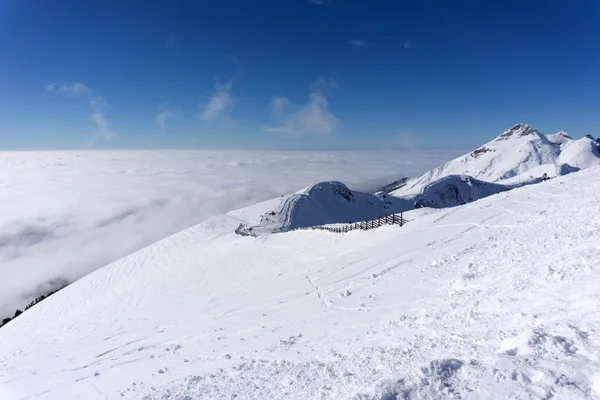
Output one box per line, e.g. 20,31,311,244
378,177,410,193
393,123,600,196
2,167,600,399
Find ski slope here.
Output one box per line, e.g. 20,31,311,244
1,167,600,399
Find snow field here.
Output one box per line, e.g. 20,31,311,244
1,167,600,399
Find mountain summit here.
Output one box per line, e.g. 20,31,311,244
494,123,541,141
393,123,600,196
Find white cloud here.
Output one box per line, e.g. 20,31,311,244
404,40,417,49
47,82,92,96
349,40,369,48
0,148,465,318
156,104,180,129
47,82,115,142
267,77,340,136
271,96,291,115
89,97,113,140
201,81,233,120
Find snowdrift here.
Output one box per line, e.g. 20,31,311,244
393,123,600,197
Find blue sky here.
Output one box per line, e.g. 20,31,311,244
0,0,599,150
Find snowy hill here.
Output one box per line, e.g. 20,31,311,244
393,123,600,197
242,177,509,234
410,174,510,209
245,181,413,234
2,167,600,399
557,135,600,170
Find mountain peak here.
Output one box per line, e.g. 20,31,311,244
496,123,539,141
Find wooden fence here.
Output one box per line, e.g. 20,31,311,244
299,212,406,234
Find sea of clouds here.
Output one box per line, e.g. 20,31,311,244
0,149,464,317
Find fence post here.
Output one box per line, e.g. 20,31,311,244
400,212,403,227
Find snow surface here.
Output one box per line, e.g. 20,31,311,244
2,167,600,399
0,149,464,318
393,124,600,197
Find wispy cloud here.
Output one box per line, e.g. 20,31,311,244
47,82,92,96
90,97,109,137
47,82,115,142
404,40,417,49
382,36,419,49
309,0,334,5
226,54,241,66
266,77,340,136
349,39,369,48
201,81,233,121
156,104,181,129
226,54,246,76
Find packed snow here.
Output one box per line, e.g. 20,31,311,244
0,149,464,318
2,165,600,399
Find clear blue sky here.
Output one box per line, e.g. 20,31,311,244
0,0,599,150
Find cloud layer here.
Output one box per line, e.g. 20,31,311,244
0,148,465,317
267,77,340,136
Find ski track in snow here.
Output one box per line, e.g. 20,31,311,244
1,169,600,399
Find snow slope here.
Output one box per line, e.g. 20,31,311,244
393,124,600,197
2,167,600,399
0,149,465,319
